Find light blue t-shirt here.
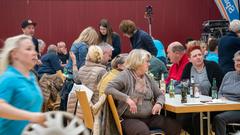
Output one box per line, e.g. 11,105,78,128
0,66,43,135
153,39,166,58
205,52,219,64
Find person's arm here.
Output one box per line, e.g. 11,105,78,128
218,73,229,98
112,33,121,58
149,75,165,106
49,54,63,72
69,52,78,72
69,51,81,84
78,44,88,68
0,100,45,123
105,72,129,102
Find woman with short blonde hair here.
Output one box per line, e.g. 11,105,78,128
67,45,107,119
86,45,103,64
124,49,151,70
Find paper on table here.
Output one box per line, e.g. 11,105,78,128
183,102,205,105
206,99,226,104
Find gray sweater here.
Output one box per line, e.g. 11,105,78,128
105,69,165,117
218,71,240,101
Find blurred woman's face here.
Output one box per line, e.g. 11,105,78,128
12,39,37,70
189,49,204,68
99,26,107,35
234,56,240,72
136,58,150,74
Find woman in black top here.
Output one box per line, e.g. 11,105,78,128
98,19,121,58
181,45,223,96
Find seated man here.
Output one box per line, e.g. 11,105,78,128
57,41,69,67
38,44,63,78
213,50,240,135
166,41,189,85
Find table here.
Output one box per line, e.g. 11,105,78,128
164,94,240,135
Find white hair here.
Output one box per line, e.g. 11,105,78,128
229,19,240,33
0,34,32,74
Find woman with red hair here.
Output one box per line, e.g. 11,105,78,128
179,45,223,135
181,45,223,96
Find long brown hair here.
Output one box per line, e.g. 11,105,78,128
98,19,113,45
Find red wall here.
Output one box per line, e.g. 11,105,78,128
0,0,221,52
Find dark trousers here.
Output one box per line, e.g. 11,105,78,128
213,111,240,135
59,78,74,111
176,112,217,135
121,115,181,135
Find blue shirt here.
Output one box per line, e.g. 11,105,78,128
153,39,166,58
205,52,219,64
0,66,43,135
66,42,88,73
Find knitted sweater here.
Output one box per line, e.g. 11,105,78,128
105,69,165,117
218,71,240,101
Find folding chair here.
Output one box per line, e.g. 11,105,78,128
75,91,94,130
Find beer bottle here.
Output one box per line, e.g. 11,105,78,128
169,79,175,98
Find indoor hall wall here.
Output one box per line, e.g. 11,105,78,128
0,0,221,52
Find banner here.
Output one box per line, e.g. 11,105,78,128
215,0,239,21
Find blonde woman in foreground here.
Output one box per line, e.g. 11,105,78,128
0,35,45,135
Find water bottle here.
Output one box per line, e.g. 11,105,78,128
190,76,195,98
159,73,166,94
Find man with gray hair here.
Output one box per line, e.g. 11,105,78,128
218,19,240,74
166,41,189,84
38,44,63,77
97,42,113,66
38,39,46,56
213,50,240,135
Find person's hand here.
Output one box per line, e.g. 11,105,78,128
152,103,162,115
126,98,137,114
37,60,42,65
29,112,46,125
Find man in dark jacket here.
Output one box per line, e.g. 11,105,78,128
38,44,63,77
218,19,240,74
119,19,157,56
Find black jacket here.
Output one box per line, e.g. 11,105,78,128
181,60,223,95
130,29,157,56
218,31,240,74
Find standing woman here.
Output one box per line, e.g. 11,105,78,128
66,27,98,73
98,19,121,58
0,35,45,135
